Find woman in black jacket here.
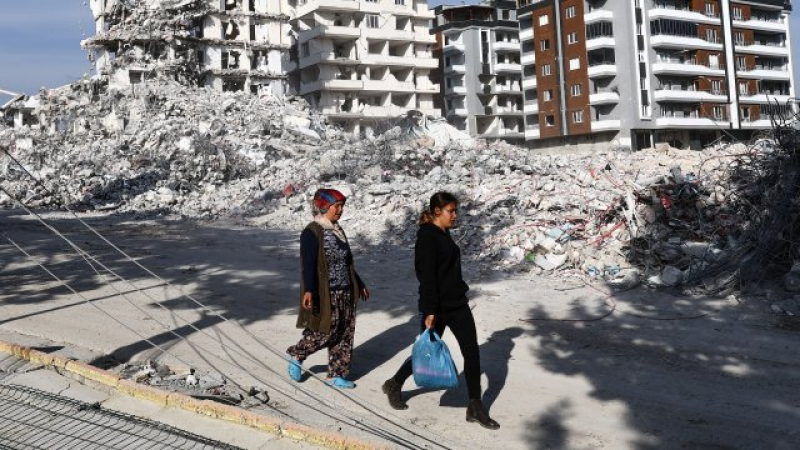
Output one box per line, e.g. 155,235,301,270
382,191,499,430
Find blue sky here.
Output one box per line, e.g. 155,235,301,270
1,1,800,101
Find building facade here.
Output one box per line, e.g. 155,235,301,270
433,1,525,141
517,0,794,150
84,0,292,97
288,0,439,134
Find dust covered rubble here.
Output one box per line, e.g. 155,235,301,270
0,77,772,287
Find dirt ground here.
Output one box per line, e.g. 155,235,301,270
1,209,799,450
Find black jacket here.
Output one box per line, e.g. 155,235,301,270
415,222,469,316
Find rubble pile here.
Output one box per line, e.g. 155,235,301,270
1,76,798,290
120,359,268,405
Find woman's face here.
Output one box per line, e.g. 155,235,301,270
434,202,458,229
323,201,345,222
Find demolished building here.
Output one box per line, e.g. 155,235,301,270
83,0,293,97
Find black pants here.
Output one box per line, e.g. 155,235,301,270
392,304,482,400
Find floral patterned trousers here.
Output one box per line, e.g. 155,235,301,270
287,289,356,378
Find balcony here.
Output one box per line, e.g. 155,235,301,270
299,79,362,95
733,17,787,33
495,62,522,73
443,42,466,53
649,34,722,51
362,54,438,68
447,107,469,116
738,92,792,104
363,80,415,92
520,28,533,41
586,36,616,51
445,85,468,95
740,118,774,129
444,64,467,74
591,119,621,132
735,42,789,57
299,51,358,69
653,88,728,103
652,59,725,76
585,9,614,24
297,25,360,42
416,83,440,93
495,107,524,115
590,91,620,105
363,28,414,41
736,65,791,81
588,63,617,78
655,114,729,128
524,101,539,114
295,0,358,18
521,53,535,65
494,41,520,52
522,77,537,89
648,5,720,25
525,127,540,140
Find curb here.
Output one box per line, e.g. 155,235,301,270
0,341,388,450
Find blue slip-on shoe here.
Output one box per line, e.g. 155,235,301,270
325,377,356,389
287,357,302,382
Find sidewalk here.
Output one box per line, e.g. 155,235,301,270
0,351,320,450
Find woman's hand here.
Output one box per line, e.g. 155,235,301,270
424,315,435,330
360,287,370,301
302,292,313,310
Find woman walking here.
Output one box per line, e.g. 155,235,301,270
287,188,369,388
382,191,499,429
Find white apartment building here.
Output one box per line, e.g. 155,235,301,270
289,0,440,134
85,0,292,97
433,1,525,141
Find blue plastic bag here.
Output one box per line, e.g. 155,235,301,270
412,329,459,389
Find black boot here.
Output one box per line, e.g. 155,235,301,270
466,399,500,430
382,378,408,410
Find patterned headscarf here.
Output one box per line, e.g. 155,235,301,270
313,188,346,213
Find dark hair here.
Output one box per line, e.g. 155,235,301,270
419,191,459,225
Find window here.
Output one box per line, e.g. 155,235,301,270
732,7,743,20
711,79,722,94
736,55,746,70
366,14,380,29
540,39,550,50
566,6,576,18
705,2,715,17
712,106,724,119
569,57,580,70
706,28,718,43
740,107,750,121
571,84,581,96
542,64,551,76
366,0,378,2
572,110,584,123
568,32,578,44
301,42,310,57
395,0,404,4
545,115,555,126
543,89,552,101
709,54,719,69
739,81,749,95
734,31,745,45
538,14,549,26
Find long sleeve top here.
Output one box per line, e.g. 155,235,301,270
415,222,469,316
301,228,364,305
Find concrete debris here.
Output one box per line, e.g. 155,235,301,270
783,262,800,293
0,75,793,289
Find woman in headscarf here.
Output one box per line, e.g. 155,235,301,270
286,188,369,388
